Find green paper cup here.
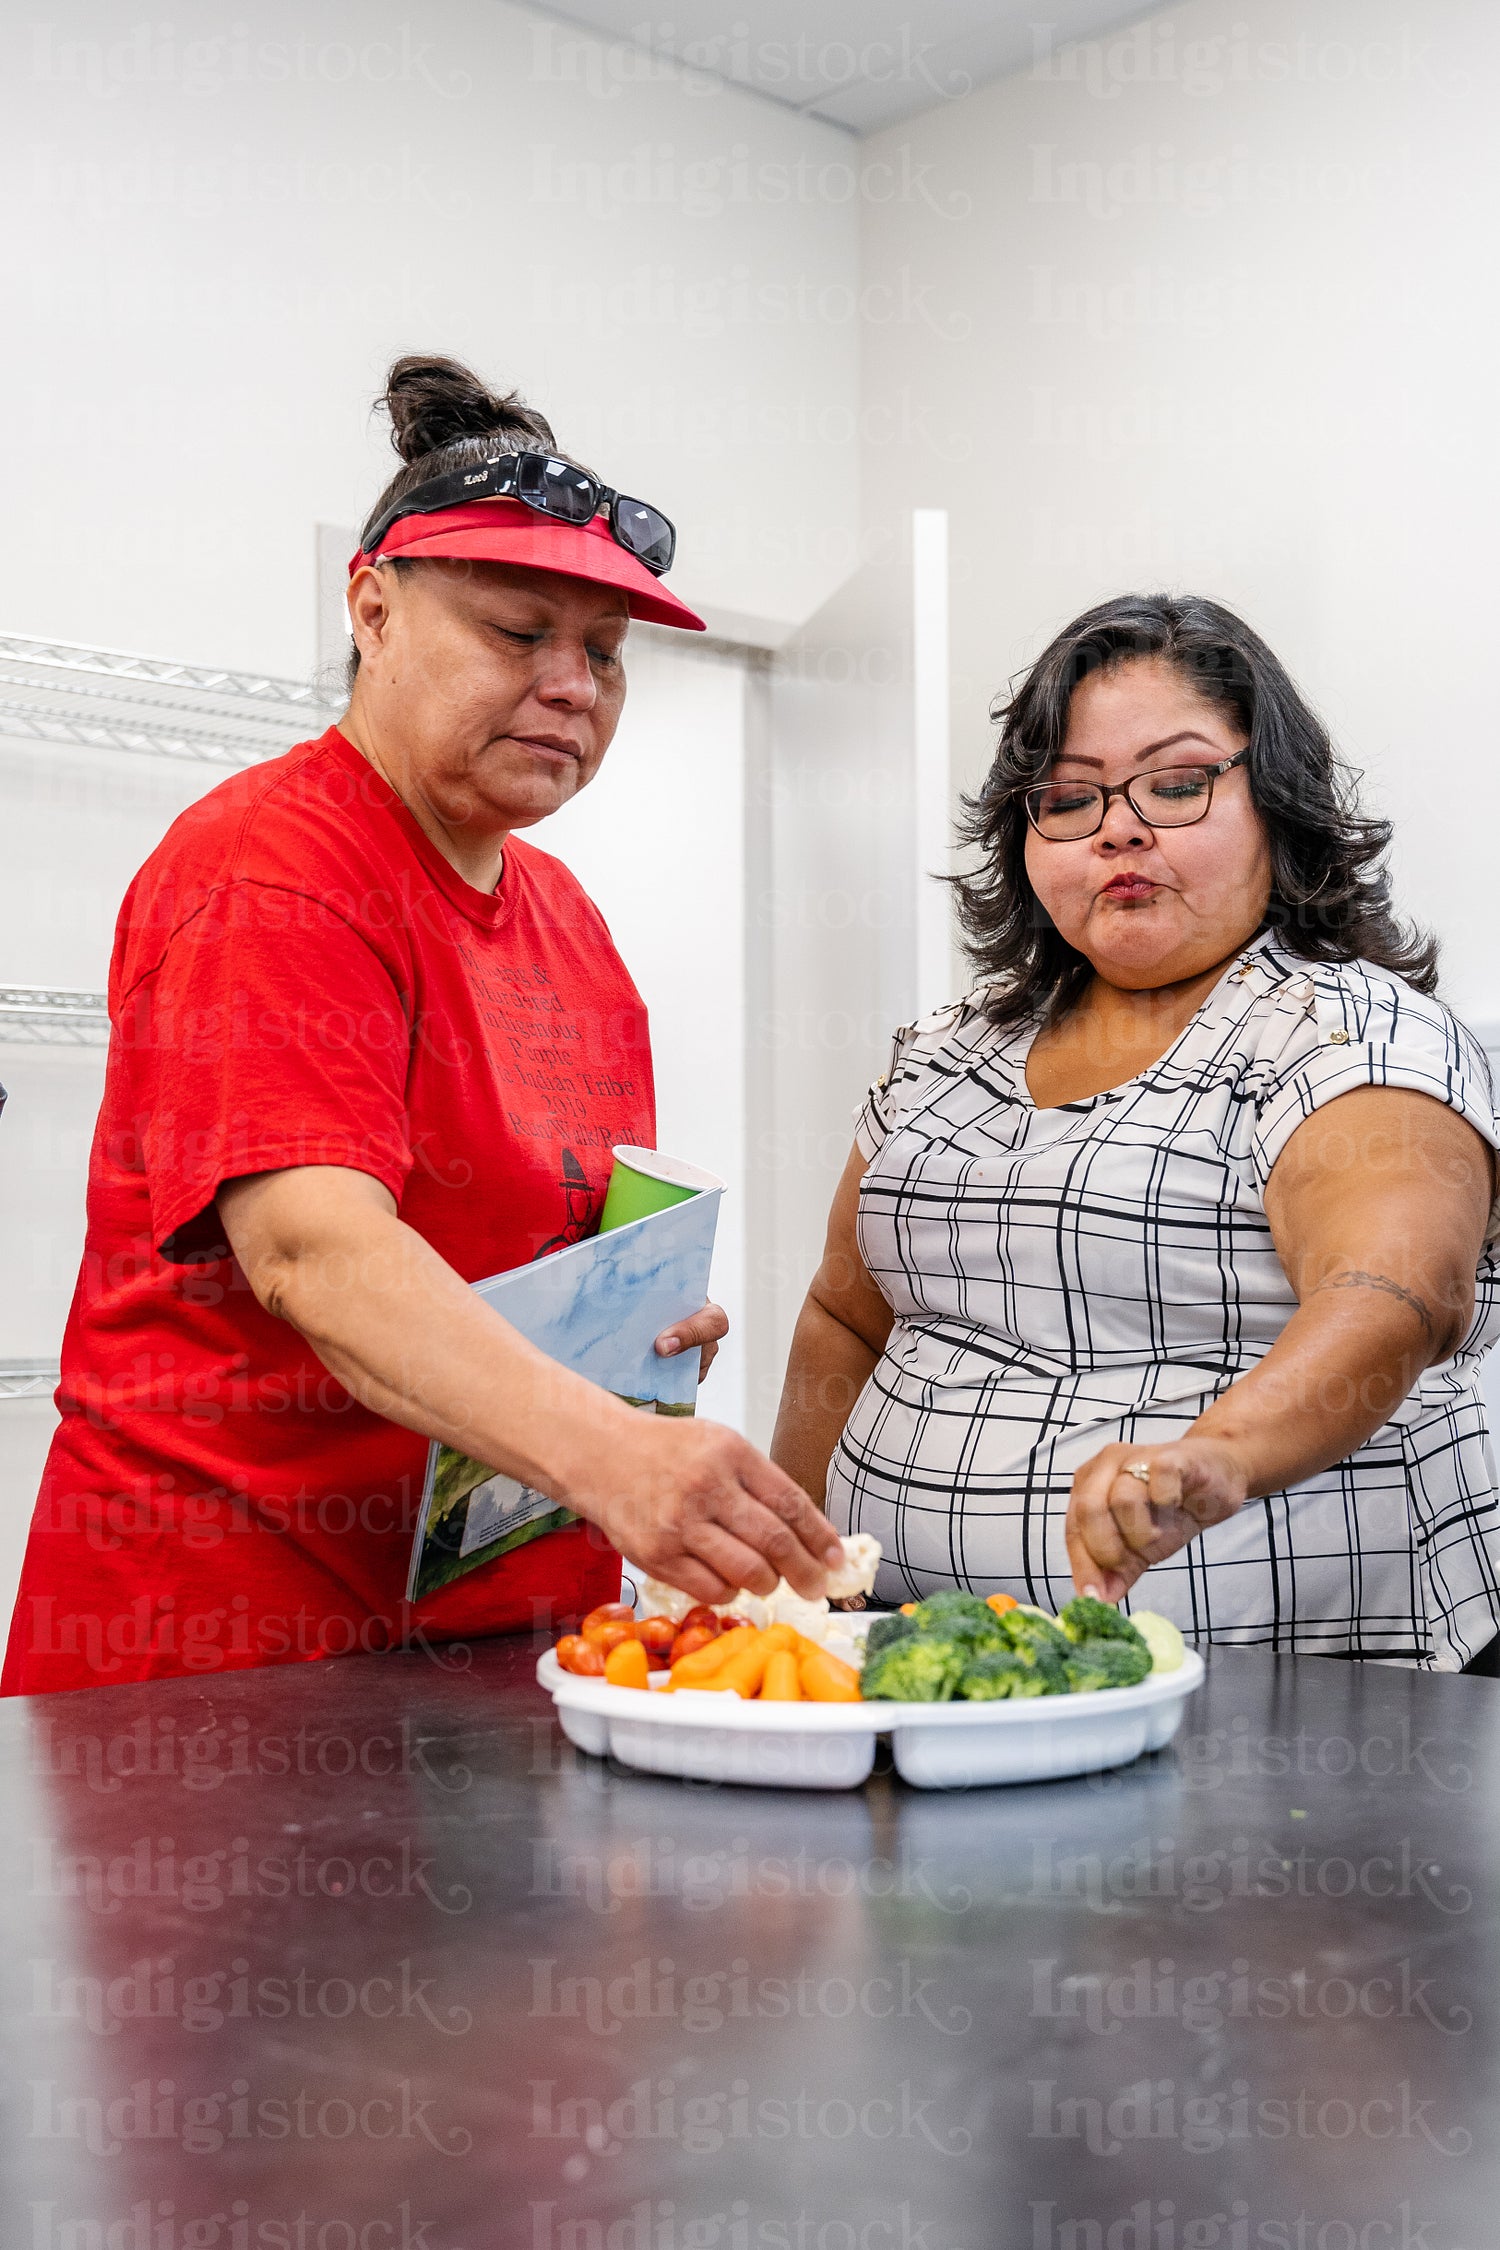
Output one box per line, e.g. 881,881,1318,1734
598,1145,723,1234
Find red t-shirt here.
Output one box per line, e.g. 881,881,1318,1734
2,727,653,1695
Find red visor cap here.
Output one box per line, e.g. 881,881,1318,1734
349,497,705,632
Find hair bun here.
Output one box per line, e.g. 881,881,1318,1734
379,354,557,466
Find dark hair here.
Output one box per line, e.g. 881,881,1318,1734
951,591,1437,1026
346,355,576,685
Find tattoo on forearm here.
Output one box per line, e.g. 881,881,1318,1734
1310,1268,1436,1344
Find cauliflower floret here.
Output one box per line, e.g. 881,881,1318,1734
633,1534,881,1658
734,1533,881,1651
719,1589,770,1629
825,1532,881,1602
763,1584,831,1631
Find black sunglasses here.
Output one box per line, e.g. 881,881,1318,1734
359,451,676,576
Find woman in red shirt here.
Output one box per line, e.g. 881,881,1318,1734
3,355,839,1695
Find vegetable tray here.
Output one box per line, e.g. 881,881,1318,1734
535,1623,1204,1791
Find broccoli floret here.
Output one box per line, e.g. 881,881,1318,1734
860,1636,965,1703
890,1593,1008,1662
909,1593,1008,1656
1020,1645,1070,1695
999,1609,1072,1661
1103,1640,1151,1687
912,1589,996,1630
1060,1596,1150,1658
956,1649,1034,1701
864,1612,918,1659
989,1611,1070,1693
932,1615,1007,1658
917,1593,998,1629
1061,1650,1113,1694
868,1593,1092,1698
1063,1640,1153,1693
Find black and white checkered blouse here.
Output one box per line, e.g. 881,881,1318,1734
825,935,1500,1668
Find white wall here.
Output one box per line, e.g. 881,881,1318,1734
0,0,865,1611
2,0,860,671
857,0,1500,1022
751,517,956,1434
540,628,752,1434
0,732,215,990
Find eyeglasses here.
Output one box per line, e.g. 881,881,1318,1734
359,451,677,575
1019,749,1250,840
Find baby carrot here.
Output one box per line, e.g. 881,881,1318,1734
668,1632,747,1689
798,1648,862,1702
760,1650,802,1701
714,1624,797,1699
985,1592,1019,1616
604,1638,650,1690
714,1629,777,1698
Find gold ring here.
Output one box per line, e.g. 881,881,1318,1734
1123,1461,1153,1485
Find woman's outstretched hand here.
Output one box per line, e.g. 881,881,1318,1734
565,1410,845,1607
1065,1438,1250,1603
655,1300,728,1381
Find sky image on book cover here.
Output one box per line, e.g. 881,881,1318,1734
407,1186,721,1602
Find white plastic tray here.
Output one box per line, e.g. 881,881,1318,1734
535,1629,1205,1791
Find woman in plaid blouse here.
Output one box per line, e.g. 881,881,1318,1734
773,594,1500,1668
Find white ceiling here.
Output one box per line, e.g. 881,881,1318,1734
529,0,1159,131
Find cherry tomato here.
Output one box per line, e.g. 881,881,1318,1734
581,1602,635,1637
669,1623,720,1666
636,1615,677,1659
583,1618,638,1655
679,1605,722,1637
717,1614,750,1634
556,1634,606,1677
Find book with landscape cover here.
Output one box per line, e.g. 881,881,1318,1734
405,1183,721,1603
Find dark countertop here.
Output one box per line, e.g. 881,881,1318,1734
2,1638,1497,2249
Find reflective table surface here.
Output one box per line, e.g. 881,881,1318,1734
2,1637,1496,2249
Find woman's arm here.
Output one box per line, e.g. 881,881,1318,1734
1065,1087,1496,1601
218,1165,844,1605
771,1143,895,1504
